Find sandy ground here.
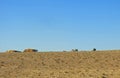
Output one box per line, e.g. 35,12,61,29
0,50,120,78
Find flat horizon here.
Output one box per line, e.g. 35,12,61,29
0,0,120,52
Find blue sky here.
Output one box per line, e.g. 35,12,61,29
0,0,120,52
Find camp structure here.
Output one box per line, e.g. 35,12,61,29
23,48,38,52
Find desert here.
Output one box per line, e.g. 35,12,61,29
0,50,120,78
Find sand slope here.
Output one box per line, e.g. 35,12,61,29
0,51,120,78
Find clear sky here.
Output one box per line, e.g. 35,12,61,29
0,0,120,52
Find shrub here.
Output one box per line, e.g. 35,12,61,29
93,48,96,51
23,48,38,52
72,49,78,52
6,50,21,53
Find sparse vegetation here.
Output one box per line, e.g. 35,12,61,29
0,50,120,78
93,48,96,51
6,50,21,53
23,48,38,52
72,49,78,52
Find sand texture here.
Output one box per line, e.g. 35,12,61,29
0,50,120,78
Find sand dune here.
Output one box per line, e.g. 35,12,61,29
0,50,120,78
